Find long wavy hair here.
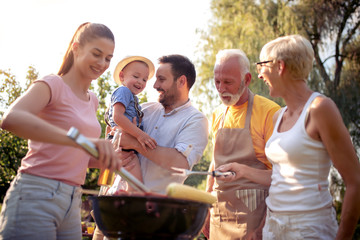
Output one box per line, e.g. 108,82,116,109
58,22,115,76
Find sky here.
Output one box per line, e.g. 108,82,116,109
0,0,212,101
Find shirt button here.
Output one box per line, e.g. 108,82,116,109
155,127,158,129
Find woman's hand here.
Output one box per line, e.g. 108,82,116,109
216,163,272,186
215,163,247,182
91,138,122,171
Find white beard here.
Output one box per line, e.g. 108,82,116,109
220,80,246,106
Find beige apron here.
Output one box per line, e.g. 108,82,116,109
210,92,269,240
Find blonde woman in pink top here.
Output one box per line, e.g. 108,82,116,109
0,22,127,240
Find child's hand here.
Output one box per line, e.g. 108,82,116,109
137,131,157,151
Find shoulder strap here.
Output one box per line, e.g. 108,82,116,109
134,96,144,127
244,91,254,129
304,92,322,125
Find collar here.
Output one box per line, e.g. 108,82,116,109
163,99,191,117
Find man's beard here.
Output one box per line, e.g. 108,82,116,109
220,80,246,106
159,93,176,108
157,82,178,108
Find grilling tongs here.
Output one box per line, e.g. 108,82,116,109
67,127,150,193
171,167,235,177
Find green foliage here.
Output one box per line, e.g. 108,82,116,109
332,36,360,149
194,0,292,117
0,130,27,200
0,70,23,115
25,66,39,89
138,91,148,104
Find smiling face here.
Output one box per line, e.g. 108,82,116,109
214,56,247,106
257,59,279,97
120,61,150,95
73,37,115,80
153,63,180,108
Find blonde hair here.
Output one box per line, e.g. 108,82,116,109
260,35,314,80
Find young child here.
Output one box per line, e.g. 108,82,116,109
106,56,157,151
92,56,158,240
101,56,157,193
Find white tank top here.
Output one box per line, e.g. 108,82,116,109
265,92,333,212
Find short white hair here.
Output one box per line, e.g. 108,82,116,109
215,49,250,77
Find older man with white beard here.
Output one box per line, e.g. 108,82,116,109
203,49,280,240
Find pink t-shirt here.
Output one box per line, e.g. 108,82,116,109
19,74,101,186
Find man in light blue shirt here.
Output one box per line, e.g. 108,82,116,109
120,54,209,193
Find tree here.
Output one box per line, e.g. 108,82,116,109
0,70,23,115
338,36,360,148
292,0,360,148
193,0,296,117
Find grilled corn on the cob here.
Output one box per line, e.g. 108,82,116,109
166,182,216,204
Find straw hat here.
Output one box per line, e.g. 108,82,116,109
113,56,155,85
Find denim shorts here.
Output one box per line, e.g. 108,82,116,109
263,206,338,240
0,173,82,240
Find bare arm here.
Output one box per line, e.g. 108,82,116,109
88,157,101,168
113,103,157,150
1,82,121,171
119,131,189,170
1,82,76,146
216,162,272,186
311,97,360,240
142,146,189,169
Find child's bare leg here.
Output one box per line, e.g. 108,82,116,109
122,153,143,192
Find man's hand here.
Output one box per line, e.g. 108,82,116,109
115,149,137,171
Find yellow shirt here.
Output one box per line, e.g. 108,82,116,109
211,95,280,169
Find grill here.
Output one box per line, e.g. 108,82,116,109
90,195,210,239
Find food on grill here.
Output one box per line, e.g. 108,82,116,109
166,183,216,204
